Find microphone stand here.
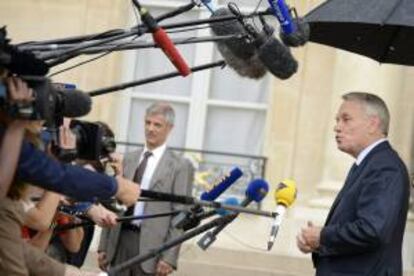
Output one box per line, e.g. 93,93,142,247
108,214,235,275
88,60,226,97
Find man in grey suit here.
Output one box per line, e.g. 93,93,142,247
98,102,194,276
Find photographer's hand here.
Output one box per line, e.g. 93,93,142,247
108,152,123,176
7,76,34,105
115,176,140,207
59,124,76,150
86,204,118,228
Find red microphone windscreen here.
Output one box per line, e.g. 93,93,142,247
152,28,191,77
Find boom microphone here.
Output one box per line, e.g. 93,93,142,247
267,179,297,250
56,89,92,117
197,179,269,250
280,17,310,47
227,4,298,80
209,8,267,79
266,0,309,47
132,0,191,77
256,33,298,79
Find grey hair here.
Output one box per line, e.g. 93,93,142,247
145,101,175,125
342,92,390,136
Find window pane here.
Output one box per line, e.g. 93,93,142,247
127,99,189,148
132,7,199,96
203,106,266,154
210,50,270,103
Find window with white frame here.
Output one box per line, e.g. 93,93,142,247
117,0,270,156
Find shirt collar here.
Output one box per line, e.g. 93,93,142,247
355,138,387,165
143,143,167,160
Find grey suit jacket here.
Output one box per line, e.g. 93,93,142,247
99,148,194,273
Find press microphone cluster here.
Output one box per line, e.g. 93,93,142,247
173,167,243,230
267,178,297,250
197,179,269,250
209,3,299,80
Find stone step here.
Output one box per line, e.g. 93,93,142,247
175,259,297,276
174,244,314,276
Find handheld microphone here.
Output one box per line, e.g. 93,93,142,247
200,167,243,201
267,178,297,250
132,0,191,77
197,179,269,250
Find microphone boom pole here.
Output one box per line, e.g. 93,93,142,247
54,211,181,231
88,60,226,97
108,214,236,275
137,189,276,218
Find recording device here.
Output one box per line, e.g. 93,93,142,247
267,179,297,250
0,77,91,126
69,120,116,161
0,27,91,125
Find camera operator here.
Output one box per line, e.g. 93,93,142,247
0,74,34,198
0,76,104,275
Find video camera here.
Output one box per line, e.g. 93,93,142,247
0,27,91,128
69,120,116,161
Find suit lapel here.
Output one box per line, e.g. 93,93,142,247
149,149,173,191
124,150,142,180
324,141,391,225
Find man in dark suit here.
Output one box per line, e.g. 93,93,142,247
297,92,410,275
98,102,194,276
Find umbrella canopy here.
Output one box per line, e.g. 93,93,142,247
304,0,414,65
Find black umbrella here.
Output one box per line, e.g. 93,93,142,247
304,0,414,66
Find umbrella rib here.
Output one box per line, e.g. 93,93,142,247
382,0,405,24
379,25,401,62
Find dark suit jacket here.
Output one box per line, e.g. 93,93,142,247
313,141,410,276
99,148,194,273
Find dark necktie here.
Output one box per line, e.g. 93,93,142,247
125,151,152,216
133,151,153,184
345,163,358,186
